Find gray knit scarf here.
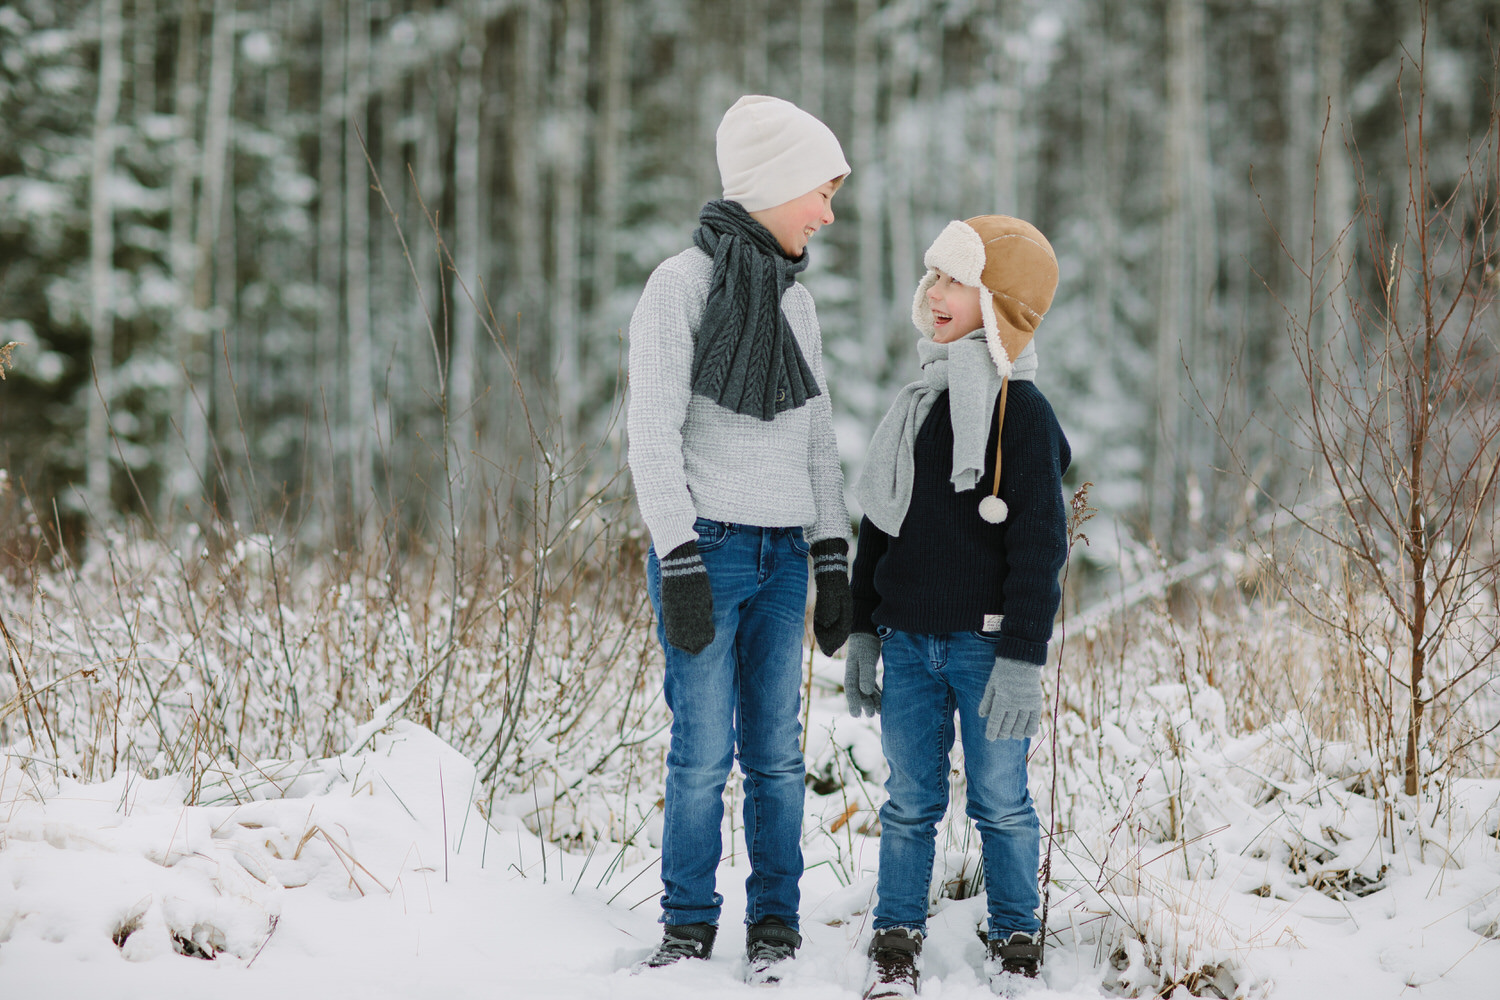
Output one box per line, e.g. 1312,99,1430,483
690,200,821,422
854,335,1038,536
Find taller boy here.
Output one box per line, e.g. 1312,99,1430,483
626,96,854,984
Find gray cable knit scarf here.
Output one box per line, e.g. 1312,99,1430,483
854,335,1038,536
690,200,821,422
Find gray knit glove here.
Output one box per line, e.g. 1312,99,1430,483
810,539,853,655
659,540,715,655
843,631,882,717
977,655,1042,741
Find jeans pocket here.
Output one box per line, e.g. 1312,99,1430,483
788,529,810,557
970,629,1004,643
694,517,733,552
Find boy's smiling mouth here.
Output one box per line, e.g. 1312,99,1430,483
933,310,953,325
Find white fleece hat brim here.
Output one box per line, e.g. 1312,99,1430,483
716,95,851,212
911,220,1017,378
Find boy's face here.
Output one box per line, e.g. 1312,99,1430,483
749,178,842,257
927,270,984,344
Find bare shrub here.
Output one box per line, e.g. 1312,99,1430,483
1235,8,1500,799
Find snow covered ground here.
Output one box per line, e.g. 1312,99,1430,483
5,660,1498,1000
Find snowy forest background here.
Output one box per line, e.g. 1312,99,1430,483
0,0,1493,554
2,2,1500,996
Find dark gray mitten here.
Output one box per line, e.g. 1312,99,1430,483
977,655,1043,741
810,538,853,655
843,631,882,717
659,541,715,655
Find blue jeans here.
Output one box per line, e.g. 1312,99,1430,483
646,518,810,930
873,628,1041,940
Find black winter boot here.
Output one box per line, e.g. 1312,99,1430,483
984,929,1042,984
744,916,801,985
639,922,716,970
864,927,922,998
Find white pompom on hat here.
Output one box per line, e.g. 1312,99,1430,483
911,216,1059,523
716,95,852,212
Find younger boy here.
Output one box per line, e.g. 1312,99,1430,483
626,95,854,985
845,216,1070,997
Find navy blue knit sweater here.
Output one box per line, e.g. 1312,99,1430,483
850,380,1071,665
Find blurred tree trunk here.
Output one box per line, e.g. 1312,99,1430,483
739,1,767,95
552,0,588,434
87,0,124,514
451,3,484,527
258,0,291,431
1316,0,1353,367
852,0,882,365
509,1,545,397
885,42,918,368
1083,1,1122,364
1151,0,1214,554
375,24,405,468
196,0,234,505
590,0,628,414
345,0,373,542
317,0,346,520
798,0,825,118
985,0,1019,215
166,0,202,515
409,4,448,534
132,0,155,119
411,9,443,393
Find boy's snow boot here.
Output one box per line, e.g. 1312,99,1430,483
984,930,1042,984
864,927,922,998
744,916,801,985
640,922,716,969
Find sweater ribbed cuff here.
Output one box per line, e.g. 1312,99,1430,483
995,633,1048,666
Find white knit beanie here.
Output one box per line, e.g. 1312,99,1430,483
716,95,851,212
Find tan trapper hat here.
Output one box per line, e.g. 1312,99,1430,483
912,215,1059,522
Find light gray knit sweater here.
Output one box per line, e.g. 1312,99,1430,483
627,247,849,556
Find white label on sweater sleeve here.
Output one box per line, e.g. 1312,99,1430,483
983,614,1004,631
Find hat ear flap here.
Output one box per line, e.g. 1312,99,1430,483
912,269,939,338
979,290,1014,378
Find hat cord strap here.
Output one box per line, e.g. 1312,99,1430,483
989,376,1009,499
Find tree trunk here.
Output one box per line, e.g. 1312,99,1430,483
166,0,202,515
1083,1,1122,361
345,0,373,542
590,0,628,415
411,4,443,395
851,0,882,365
1151,0,1213,554
450,4,483,526
87,0,125,514
985,0,1020,215
552,0,588,434
374,21,402,456
192,0,234,507
739,2,767,95
1315,0,1353,367
884,27,918,377
257,0,291,431
317,0,346,525
509,1,546,401
132,0,156,119
798,0,825,118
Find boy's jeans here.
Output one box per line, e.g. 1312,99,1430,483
646,518,809,930
873,627,1041,939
